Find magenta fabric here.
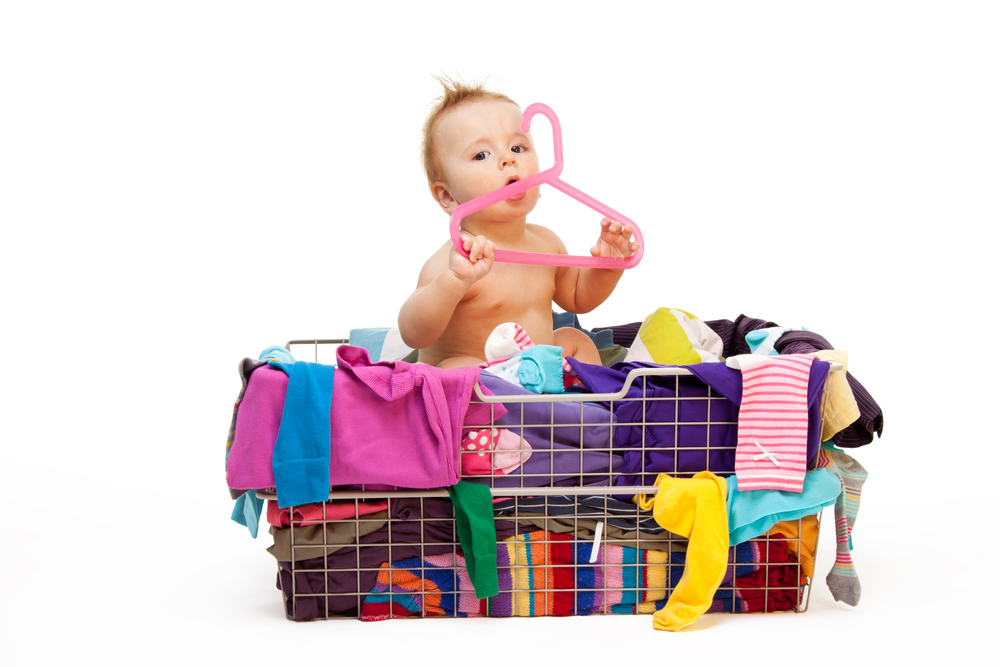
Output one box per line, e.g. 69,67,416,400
227,346,501,492
329,346,480,488
228,365,288,491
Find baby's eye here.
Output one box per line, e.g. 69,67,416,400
474,151,490,161
511,145,525,153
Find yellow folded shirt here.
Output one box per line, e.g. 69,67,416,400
810,350,861,441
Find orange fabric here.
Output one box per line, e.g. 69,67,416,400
768,515,819,579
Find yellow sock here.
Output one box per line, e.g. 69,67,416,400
636,472,729,631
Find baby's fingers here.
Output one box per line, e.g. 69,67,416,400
616,224,639,255
465,235,487,261
471,240,495,280
601,222,637,256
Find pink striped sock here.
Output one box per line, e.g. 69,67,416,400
484,322,535,364
734,355,814,492
510,323,532,351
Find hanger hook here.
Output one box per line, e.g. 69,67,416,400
521,103,564,177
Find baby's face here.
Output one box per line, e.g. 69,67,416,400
432,99,540,218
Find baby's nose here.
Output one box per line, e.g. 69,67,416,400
500,153,517,168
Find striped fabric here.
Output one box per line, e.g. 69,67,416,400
592,322,642,348
482,321,578,381
705,314,884,447
735,355,814,492
358,531,801,620
484,322,533,364
831,516,854,575
493,531,671,616
816,444,867,605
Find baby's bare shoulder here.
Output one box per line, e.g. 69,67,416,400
414,240,453,287
525,223,568,253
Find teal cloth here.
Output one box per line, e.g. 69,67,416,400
231,491,264,538
512,345,564,394
268,360,335,508
745,326,806,356
348,327,391,361
726,468,841,544
259,345,296,364
447,482,499,599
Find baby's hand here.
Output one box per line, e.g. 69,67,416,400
591,217,639,260
450,232,496,284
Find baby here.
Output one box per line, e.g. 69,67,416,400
398,79,637,369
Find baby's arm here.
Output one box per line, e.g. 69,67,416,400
553,217,638,313
397,234,496,349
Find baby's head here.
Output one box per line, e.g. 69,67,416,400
422,77,540,217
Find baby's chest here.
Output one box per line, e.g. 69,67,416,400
469,265,556,313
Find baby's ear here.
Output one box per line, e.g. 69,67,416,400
432,182,458,214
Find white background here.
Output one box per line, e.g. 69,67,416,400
2,1,996,663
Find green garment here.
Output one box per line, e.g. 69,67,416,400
447,482,498,599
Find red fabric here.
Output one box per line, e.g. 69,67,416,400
547,533,577,616
732,535,804,612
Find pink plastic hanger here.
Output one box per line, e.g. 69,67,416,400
449,103,644,269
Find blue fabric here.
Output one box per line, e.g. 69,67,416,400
726,468,841,544
231,491,264,538
258,345,296,364
512,345,565,394
553,311,614,349
745,328,784,356
268,360,335,508
745,326,805,356
348,327,390,361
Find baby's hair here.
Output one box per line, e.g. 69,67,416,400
422,74,518,192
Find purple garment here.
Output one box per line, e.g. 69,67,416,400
775,331,884,447
705,315,883,447
704,314,779,358
565,359,829,495
472,373,622,488
592,322,642,348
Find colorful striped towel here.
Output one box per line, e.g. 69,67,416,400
360,531,801,620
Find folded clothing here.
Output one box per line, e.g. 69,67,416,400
227,346,503,495
348,327,414,362
624,308,723,365
704,314,883,447
459,428,531,476
482,322,566,394
359,530,801,620
266,499,389,528
727,468,841,545
473,373,621,489
492,494,666,534
729,354,814,493
568,358,830,494
274,497,533,621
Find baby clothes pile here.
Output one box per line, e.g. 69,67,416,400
226,309,880,628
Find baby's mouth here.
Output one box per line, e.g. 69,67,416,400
505,175,525,201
